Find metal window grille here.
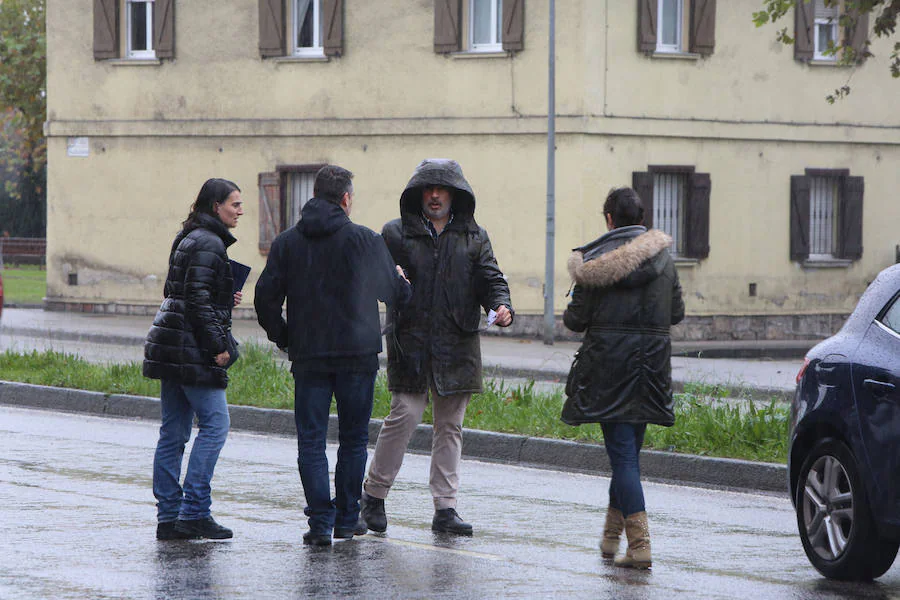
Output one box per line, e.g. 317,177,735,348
809,175,840,257
652,172,686,255
290,172,316,224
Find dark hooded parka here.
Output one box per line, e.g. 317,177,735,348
383,159,512,396
254,197,411,372
562,226,685,426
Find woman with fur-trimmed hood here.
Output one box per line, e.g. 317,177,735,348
563,186,684,570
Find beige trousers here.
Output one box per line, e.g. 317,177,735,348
364,380,470,510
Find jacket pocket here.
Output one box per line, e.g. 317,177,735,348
450,305,482,333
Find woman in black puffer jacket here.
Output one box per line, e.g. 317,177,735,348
143,178,243,541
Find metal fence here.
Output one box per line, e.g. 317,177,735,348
0,237,46,266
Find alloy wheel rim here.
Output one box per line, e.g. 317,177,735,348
802,454,854,561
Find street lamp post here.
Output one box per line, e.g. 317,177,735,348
543,0,556,345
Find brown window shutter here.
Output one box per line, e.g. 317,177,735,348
684,172,711,259
259,0,286,58
790,175,811,261
323,0,344,57
502,0,525,52
154,0,175,59
632,171,654,229
689,0,716,56
434,0,462,54
838,176,864,260
794,0,814,62
847,10,869,64
259,172,283,255
93,0,119,60
637,0,658,53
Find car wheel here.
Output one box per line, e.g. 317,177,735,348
796,438,899,580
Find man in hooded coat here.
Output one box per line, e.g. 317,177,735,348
361,159,513,535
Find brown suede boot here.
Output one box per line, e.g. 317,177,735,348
614,511,651,569
600,507,624,558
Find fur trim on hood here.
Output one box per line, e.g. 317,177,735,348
567,229,672,288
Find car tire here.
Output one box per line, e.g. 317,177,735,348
795,438,899,580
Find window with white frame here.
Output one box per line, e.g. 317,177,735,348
808,175,840,258
294,0,323,56
814,1,839,60
652,171,687,255
126,0,155,59
289,171,316,224
656,0,683,53
470,0,503,52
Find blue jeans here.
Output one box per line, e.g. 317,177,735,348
601,422,647,517
293,370,376,534
153,380,230,522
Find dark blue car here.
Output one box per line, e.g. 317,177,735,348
789,264,900,580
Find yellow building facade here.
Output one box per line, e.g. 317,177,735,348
45,0,900,340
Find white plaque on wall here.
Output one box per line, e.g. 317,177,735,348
67,137,89,157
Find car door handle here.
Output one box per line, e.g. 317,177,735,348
863,379,896,397
815,363,836,374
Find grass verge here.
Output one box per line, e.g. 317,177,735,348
0,343,789,463
1,265,47,304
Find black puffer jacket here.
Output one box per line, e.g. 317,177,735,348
562,226,684,426
143,213,236,388
254,197,411,371
384,159,512,396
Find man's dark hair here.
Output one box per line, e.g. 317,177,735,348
314,165,354,205
603,187,644,228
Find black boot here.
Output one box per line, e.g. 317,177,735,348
302,531,332,546
174,517,233,540
432,508,473,536
156,521,198,540
334,520,368,539
360,492,387,533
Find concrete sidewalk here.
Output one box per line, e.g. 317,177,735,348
1,308,806,399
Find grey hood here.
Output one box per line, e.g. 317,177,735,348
399,159,476,218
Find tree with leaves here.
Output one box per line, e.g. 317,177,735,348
0,0,46,237
754,0,899,102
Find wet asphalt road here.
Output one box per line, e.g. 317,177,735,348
2,406,899,599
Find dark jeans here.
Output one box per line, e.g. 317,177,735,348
293,370,376,534
601,422,647,518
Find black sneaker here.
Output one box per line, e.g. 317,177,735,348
302,531,332,546
360,492,387,533
156,521,198,540
174,517,233,540
334,519,368,539
432,508,473,536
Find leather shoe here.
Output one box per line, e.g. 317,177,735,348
360,492,387,533
334,520,368,539
156,521,197,540
174,517,233,540
302,531,332,546
432,508,473,536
